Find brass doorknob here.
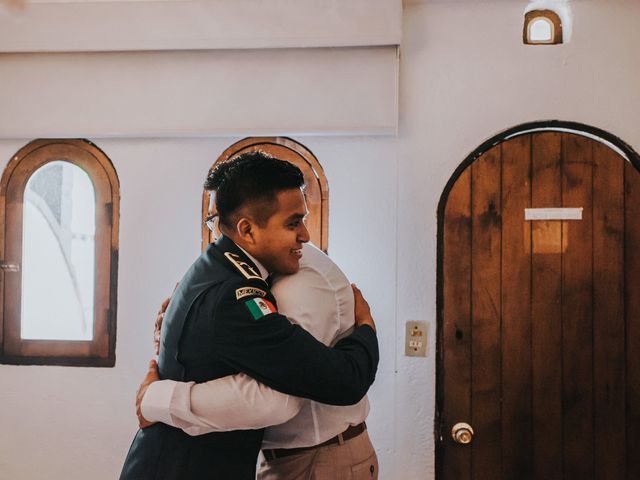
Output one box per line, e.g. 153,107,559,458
451,422,474,444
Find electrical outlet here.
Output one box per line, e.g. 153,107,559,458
405,321,428,357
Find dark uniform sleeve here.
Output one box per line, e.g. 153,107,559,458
211,278,379,406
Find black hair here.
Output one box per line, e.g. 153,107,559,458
204,151,305,228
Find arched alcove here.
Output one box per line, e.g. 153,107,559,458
524,9,563,45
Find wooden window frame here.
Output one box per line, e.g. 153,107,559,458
0,139,120,367
523,10,563,45
202,137,329,253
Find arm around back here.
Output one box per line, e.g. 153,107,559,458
142,373,304,435
212,279,379,406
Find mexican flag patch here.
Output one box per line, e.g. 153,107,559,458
245,298,277,320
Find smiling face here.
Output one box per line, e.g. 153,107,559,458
243,188,310,274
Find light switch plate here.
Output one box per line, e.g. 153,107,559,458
405,321,428,357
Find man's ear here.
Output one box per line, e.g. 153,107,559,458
236,217,255,245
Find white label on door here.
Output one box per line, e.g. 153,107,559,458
524,208,583,221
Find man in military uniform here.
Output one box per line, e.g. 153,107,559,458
119,152,378,480
139,241,379,479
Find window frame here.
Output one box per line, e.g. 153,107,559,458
202,137,329,253
0,139,119,367
523,9,563,45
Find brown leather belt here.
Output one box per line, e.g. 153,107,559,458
262,422,367,461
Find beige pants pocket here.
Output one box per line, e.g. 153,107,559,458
350,452,378,480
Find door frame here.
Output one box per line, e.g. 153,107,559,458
435,120,640,478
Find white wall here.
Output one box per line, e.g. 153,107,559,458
0,136,399,479
396,1,640,477
2,1,640,479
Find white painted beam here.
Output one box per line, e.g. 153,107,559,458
0,0,402,53
0,46,399,137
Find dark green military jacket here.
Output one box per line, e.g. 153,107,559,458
120,235,379,480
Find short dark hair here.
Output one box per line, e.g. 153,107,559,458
204,151,305,228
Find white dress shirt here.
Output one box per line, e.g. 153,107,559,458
141,242,369,449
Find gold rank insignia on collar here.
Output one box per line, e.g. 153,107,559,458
224,252,266,283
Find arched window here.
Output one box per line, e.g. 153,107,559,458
0,139,119,366
202,137,329,252
524,10,563,45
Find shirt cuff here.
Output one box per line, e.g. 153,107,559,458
140,379,180,426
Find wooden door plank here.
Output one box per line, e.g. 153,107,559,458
470,148,502,479
561,133,594,479
501,135,533,479
442,167,473,480
530,132,563,480
624,160,640,480
592,142,626,479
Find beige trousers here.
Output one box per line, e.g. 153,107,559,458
257,431,378,480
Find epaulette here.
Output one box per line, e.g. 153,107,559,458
224,252,267,284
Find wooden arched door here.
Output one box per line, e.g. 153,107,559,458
201,137,328,252
438,130,640,479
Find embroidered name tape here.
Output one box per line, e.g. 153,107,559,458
236,287,267,300
245,298,277,320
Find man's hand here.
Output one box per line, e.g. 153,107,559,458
154,283,178,355
352,284,376,332
136,359,160,429
154,296,171,355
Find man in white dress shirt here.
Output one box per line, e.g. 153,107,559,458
141,242,378,479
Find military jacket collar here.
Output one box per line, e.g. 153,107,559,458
236,246,268,281
214,235,269,284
